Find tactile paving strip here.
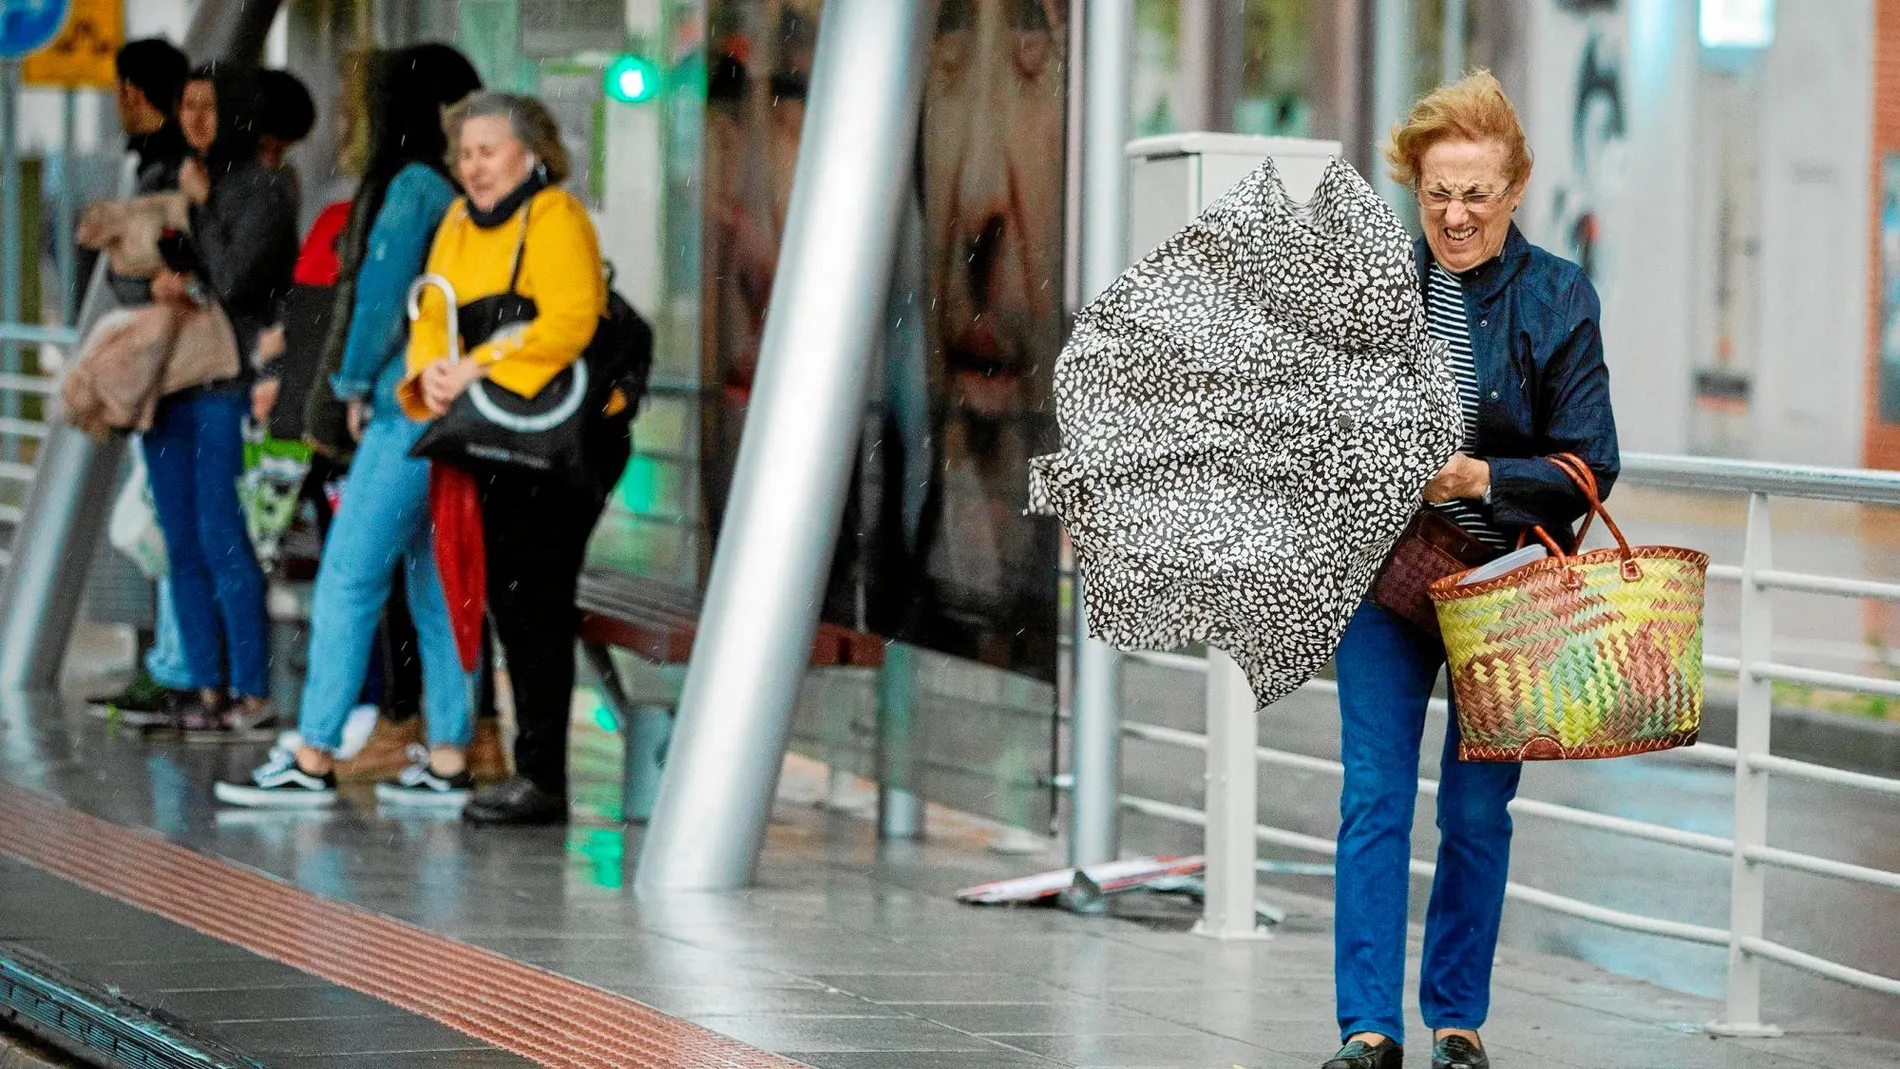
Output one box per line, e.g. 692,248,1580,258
0,783,811,1069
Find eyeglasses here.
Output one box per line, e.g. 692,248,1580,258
1416,184,1514,210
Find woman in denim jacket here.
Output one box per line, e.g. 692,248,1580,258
1322,72,1619,1069
217,45,484,809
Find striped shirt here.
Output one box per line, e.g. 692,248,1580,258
1426,263,1510,549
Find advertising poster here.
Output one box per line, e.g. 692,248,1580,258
700,0,1067,682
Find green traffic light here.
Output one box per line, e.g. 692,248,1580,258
605,54,662,104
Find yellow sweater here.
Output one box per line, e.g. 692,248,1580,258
399,187,606,422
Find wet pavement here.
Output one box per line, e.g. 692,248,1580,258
4,686,1900,1069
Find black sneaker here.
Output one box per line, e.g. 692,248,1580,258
1432,1035,1486,1069
171,698,280,743
214,748,338,808
87,674,192,726
375,746,475,808
1323,1039,1404,1069
462,776,568,826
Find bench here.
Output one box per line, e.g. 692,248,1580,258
575,567,887,822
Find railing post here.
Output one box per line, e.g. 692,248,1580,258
1194,649,1269,940
1709,491,1784,1037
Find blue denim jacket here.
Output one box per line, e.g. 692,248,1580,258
331,163,458,418
1414,224,1620,546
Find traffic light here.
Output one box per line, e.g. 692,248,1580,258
604,53,662,104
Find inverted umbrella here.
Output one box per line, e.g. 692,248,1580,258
1029,157,1461,706
409,274,486,671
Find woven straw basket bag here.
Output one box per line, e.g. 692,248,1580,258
1427,454,1710,762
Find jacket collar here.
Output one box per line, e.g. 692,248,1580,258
126,122,188,171
1413,222,1532,307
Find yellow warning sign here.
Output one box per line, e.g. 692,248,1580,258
22,0,124,89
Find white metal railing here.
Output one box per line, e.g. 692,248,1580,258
1099,451,1900,1038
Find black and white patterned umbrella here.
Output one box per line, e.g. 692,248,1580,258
1029,157,1461,706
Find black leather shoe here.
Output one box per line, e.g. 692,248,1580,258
1431,1035,1487,1069
461,776,569,826
1322,1039,1403,1069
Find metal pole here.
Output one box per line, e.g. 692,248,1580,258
1439,0,1466,85
1194,649,1269,939
1178,0,1216,131
0,157,134,690
57,89,76,327
875,185,928,840
1070,0,1134,869
876,642,923,840
634,0,931,892
1069,0,1134,869
1707,492,1786,1037
1,60,22,464
1371,0,1414,214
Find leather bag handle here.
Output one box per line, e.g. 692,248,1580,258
1529,452,1642,584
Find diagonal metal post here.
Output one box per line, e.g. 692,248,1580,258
635,0,932,891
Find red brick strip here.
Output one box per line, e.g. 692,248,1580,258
0,783,809,1069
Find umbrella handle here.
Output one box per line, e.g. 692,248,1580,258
406,274,462,364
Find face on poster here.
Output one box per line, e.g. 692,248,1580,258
701,0,1068,680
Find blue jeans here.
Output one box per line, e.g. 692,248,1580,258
144,578,192,690
1333,600,1522,1046
297,414,471,751
141,389,269,697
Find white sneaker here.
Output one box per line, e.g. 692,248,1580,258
374,746,475,808
213,748,338,808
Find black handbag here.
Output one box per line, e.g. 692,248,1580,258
407,205,650,499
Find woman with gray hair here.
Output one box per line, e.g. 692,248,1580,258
396,91,627,825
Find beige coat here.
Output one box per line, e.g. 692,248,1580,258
61,302,241,438
76,193,192,277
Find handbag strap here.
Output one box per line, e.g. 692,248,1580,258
1531,452,1641,580
504,201,531,296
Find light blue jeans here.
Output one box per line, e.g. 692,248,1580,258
145,578,192,690
297,414,471,751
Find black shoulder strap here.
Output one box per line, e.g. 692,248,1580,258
505,200,531,295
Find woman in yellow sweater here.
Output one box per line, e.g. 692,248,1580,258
400,92,619,825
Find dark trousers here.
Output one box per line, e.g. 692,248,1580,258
477,469,606,797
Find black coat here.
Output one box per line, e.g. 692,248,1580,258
189,158,298,377
1413,224,1621,545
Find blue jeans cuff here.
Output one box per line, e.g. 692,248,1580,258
1339,1020,1405,1047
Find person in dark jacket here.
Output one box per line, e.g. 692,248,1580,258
86,37,201,723
102,38,191,309
1321,71,1619,1069
143,64,299,737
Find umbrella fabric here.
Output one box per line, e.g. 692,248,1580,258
1029,157,1461,706
429,462,486,671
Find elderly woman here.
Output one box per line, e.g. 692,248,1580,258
397,92,625,825
1323,72,1618,1069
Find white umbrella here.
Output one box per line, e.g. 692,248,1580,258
1030,157,1461,706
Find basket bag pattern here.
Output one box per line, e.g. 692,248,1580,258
1428,453,1710,762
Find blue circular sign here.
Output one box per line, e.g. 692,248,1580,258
0,0,71,59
